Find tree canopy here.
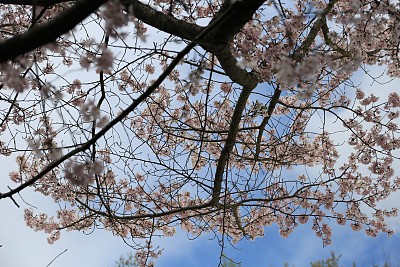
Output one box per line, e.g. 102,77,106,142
0,0,399,266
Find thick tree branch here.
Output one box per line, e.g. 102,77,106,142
121,0,266,53
0,0,70,7
0,0,108,63
120,0,202,44
215,47,259,88
207,0,265,46
211,84,255,204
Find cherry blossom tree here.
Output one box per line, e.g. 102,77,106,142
1,0,400,265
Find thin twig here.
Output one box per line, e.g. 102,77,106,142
45,249,68,267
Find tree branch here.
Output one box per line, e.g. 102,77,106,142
0,0,108,63
211,84,255,204
215,47,259,88
291,0,339,62
0,0,70,7
255,85,281,161
206,0,265,47
120,0,202,43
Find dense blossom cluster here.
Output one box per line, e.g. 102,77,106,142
1,0,400,266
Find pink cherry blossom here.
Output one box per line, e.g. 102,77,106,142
0,0,399,265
